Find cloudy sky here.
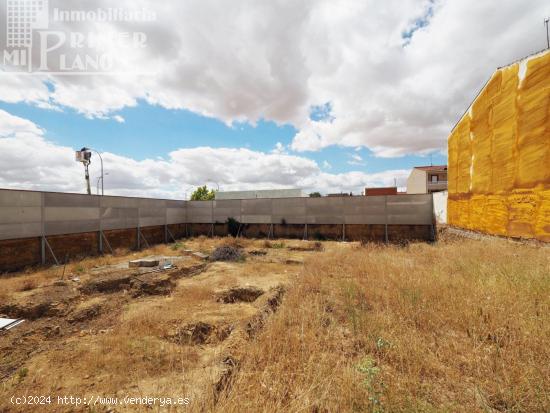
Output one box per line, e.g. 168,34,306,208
0,0,548,198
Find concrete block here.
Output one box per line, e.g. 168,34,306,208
129,258,160,268
192,252,209,260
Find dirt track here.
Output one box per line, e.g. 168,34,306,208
0,237,317,412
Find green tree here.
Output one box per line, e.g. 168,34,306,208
309,192,322,197
190,185,216,201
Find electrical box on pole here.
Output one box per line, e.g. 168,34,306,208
75,148,92,195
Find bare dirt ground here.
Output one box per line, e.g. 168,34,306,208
0,237,320,412
1,233,549,412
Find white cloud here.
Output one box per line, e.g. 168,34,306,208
1,0,547,157
271,142,286,154
0,110,409,197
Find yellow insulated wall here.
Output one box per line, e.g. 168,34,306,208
447,50,550,242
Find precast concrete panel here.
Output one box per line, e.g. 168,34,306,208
166,208,186,225
139,216,166,227
0,189,435,241
386,195,433,225
343,196,386,224
241,199,272,223
100,207,139,230
0,190,41,207
100,196,140,209
44,192,100,208
138,198,167,208
213,200,241,223
0,207,42,224
186,201,213,223
305,197,344,224
44,219,100,236
44,207,100,222
165,200,186,208
138,206,166,227
0,222,43,240
272,198,306,224
138,207,165,218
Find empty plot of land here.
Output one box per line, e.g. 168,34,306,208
0,233,549,412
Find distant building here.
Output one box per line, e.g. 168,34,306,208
327,193,352,197
407,165,448,194
214,188,304,200
364,187,397,196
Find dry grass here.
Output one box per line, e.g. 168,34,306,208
213,237,550,412
1,235,548,412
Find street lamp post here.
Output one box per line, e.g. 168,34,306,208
83,147,104,196
97,172,109,195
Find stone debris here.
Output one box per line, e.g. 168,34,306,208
129,258,160,268
192,252,210,260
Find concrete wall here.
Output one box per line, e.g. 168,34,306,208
448,49,550,242
184,195,434,226
1,189,434,237
433,191,448,224
0,190,185,241
214,188,304,199
407,169,427,194
0,189,435,272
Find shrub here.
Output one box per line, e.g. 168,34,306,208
210,245,244,262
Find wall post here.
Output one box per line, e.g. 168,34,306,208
40,192,45,264
384,195,389,243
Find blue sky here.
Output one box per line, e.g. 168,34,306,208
0,100,447,176
2,0,542,197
